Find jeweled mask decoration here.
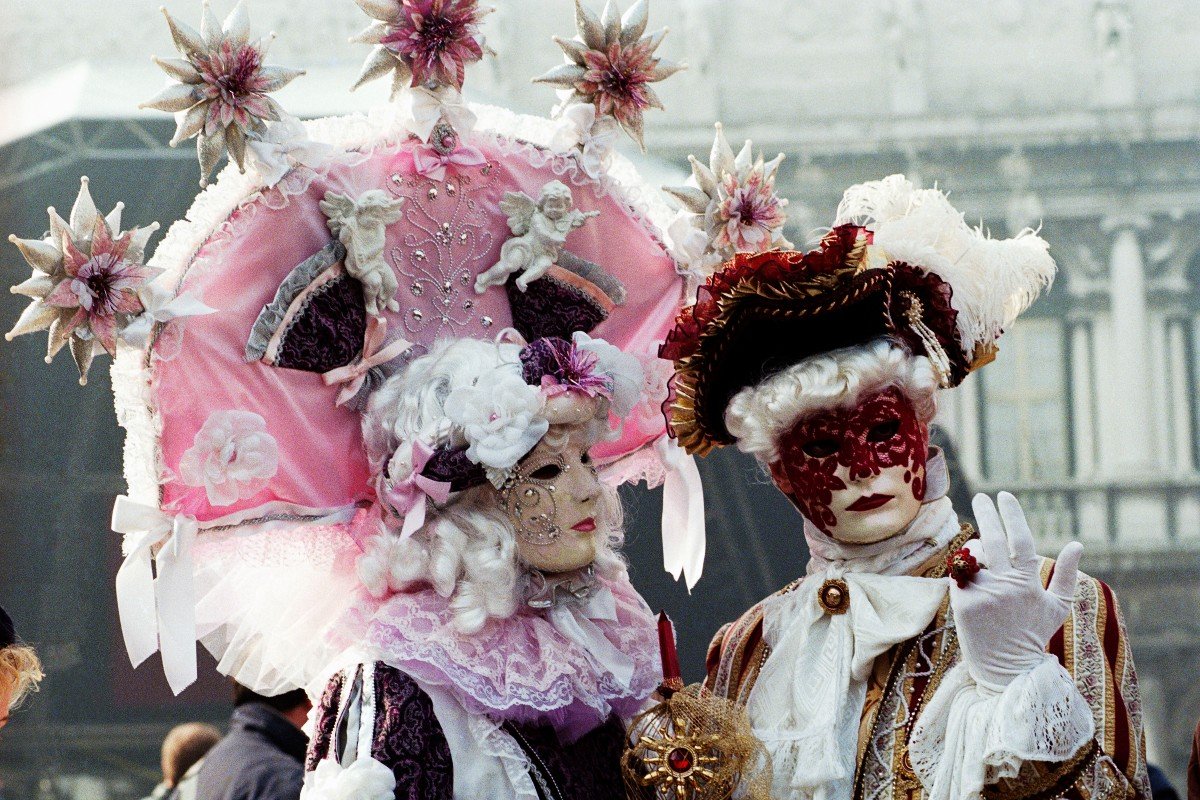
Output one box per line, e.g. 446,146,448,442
769,387,928,544
498,417,604,575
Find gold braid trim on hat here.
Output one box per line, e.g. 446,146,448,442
667,262,892,456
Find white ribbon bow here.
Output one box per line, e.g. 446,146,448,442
111,496,200,695
403,86,477,143
246,115,336,188
546,585,635,690
656,437,706,591
121,280,215,349
748,570,947,800
552,104,619,179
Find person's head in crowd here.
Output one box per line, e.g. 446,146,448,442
160,722,221,788
232,683,311,730
0,606,43,733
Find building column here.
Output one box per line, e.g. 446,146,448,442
1164,318,1194,473
1067,316,1098,477
1100,215,1157,474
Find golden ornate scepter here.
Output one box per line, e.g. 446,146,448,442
621,613,772,800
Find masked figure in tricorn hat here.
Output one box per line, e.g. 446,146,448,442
659,175,1149,800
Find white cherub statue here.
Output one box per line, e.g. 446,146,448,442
474,180,599,293
320,189,406,317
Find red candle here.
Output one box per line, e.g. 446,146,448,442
657,611,683,691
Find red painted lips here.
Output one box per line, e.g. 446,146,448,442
846,494,894,512
571,517,597,532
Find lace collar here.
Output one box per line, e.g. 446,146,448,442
343,569,659,741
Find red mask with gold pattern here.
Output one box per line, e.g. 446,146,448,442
768,387,929,543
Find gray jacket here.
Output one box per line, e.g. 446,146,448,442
195,704,308,800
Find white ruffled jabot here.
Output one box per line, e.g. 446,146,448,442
747,495,959,800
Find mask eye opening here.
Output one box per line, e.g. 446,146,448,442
801,438,839,459
866,419,901,443
528,463,563,480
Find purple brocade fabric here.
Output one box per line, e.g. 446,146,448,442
506,273,607,342
504,715,627,800
519,337,573,385
420,445,487,492
306,669,347,772
275,274,367,373
371,663,454,800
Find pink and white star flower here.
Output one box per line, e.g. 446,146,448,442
664,122,793,276
141,2,305,186
534,0,683,150
6,177,160,384
350,0,491,98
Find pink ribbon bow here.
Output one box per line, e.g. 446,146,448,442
322,317,413,407
411,142,487,182
381,440,453,538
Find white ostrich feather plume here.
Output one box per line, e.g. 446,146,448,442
834,174,1055,353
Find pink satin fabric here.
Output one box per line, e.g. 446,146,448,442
152,132,680,522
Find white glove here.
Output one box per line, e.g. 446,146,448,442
951,492,1083,692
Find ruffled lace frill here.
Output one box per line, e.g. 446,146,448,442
344,571,660,742
909,655,1096,800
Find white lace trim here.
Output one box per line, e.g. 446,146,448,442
467,714,539,800
909,656,1096,800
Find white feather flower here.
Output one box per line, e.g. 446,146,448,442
572,331,644,417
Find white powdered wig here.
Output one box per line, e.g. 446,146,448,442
359,338,626,634
835,175,1056,356
725,338,938,463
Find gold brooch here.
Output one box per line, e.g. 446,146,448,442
818,578,850,615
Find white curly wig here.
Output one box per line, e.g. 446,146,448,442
358,337,628,634
724,337,939,463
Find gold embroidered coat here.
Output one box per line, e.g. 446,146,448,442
703,531,1149,800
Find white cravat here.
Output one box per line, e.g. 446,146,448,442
747,492,959,800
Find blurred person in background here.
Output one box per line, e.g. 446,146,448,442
0,605,43,737
141,722,222,800
195,684,310,800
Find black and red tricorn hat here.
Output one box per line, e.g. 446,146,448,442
658,225,986,456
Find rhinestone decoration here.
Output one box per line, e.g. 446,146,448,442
386,159,500,339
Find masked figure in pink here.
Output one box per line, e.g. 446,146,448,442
299,334,660,800
660,176,1149,800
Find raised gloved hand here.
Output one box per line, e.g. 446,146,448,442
951,492,1083,692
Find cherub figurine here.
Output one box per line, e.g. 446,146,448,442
319,190,406,317
475,180,598,293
